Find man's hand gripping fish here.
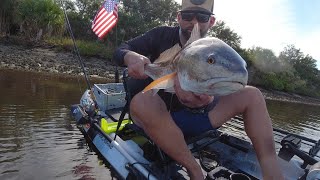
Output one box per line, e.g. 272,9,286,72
143,24,248,96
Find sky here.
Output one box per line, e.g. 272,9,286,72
175,0,320,70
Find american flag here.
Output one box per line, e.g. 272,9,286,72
92,0,118,39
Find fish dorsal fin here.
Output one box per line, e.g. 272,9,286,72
185,23,201,46
153,43,181,65
170,23,201,66
152,23,200,66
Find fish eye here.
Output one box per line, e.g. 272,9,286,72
207,57,215,64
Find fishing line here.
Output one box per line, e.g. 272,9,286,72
60,1,91,90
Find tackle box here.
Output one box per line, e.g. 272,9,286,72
93,83,126,112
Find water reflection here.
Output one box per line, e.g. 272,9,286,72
0,70,110,180
0,69,319,179
267,99,320,141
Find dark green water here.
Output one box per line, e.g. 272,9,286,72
0,70,319,180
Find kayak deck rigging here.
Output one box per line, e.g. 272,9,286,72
71,102,320,180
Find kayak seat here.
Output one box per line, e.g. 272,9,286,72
279,134,318,168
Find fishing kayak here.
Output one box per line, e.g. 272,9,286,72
70,83,320,180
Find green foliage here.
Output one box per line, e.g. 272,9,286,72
279,45,318,77
65,0,103,40
247,47,290,73
45,37,114,59
17,0,64,39
76,40,114,59
0,0,12,9
253,70,303,92
0,0,18,33
258,72,284,91
113,0,180,44
65,11,96,40
279,45,319,93
74,0,103,20
121,0,180,26
49,0,181,44
235,48,253,68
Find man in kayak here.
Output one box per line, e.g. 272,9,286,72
113,0,284,179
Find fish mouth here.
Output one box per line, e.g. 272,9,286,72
180,76,246,96
193,81,243,96
206,81,245,96
209,81,245,88
202,77,246,88
211,81,244,88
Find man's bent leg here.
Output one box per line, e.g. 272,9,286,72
130,91,203,180
208,86,284,180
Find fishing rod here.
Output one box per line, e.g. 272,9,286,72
60,1,91,90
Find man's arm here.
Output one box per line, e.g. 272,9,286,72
123,51,150,79
113,26,179,67
113,36,152,79
113,28,163,79
113,27,162,67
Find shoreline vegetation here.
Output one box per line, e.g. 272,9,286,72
1,0,320,105
1,38,320,107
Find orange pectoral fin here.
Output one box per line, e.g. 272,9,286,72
142,72,177,93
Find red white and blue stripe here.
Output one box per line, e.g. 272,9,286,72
92,0,118,39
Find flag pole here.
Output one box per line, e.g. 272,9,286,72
114,0,120,83
115,23,119,83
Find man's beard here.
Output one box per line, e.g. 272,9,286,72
181,27,207,40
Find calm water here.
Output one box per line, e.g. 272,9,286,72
0,70,319,180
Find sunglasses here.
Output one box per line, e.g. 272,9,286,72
180,11,212,23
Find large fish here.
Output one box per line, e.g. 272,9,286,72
143,24,248,96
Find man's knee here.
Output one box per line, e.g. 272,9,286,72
130,92,147,117
129,92,167,125
241,86,265,104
